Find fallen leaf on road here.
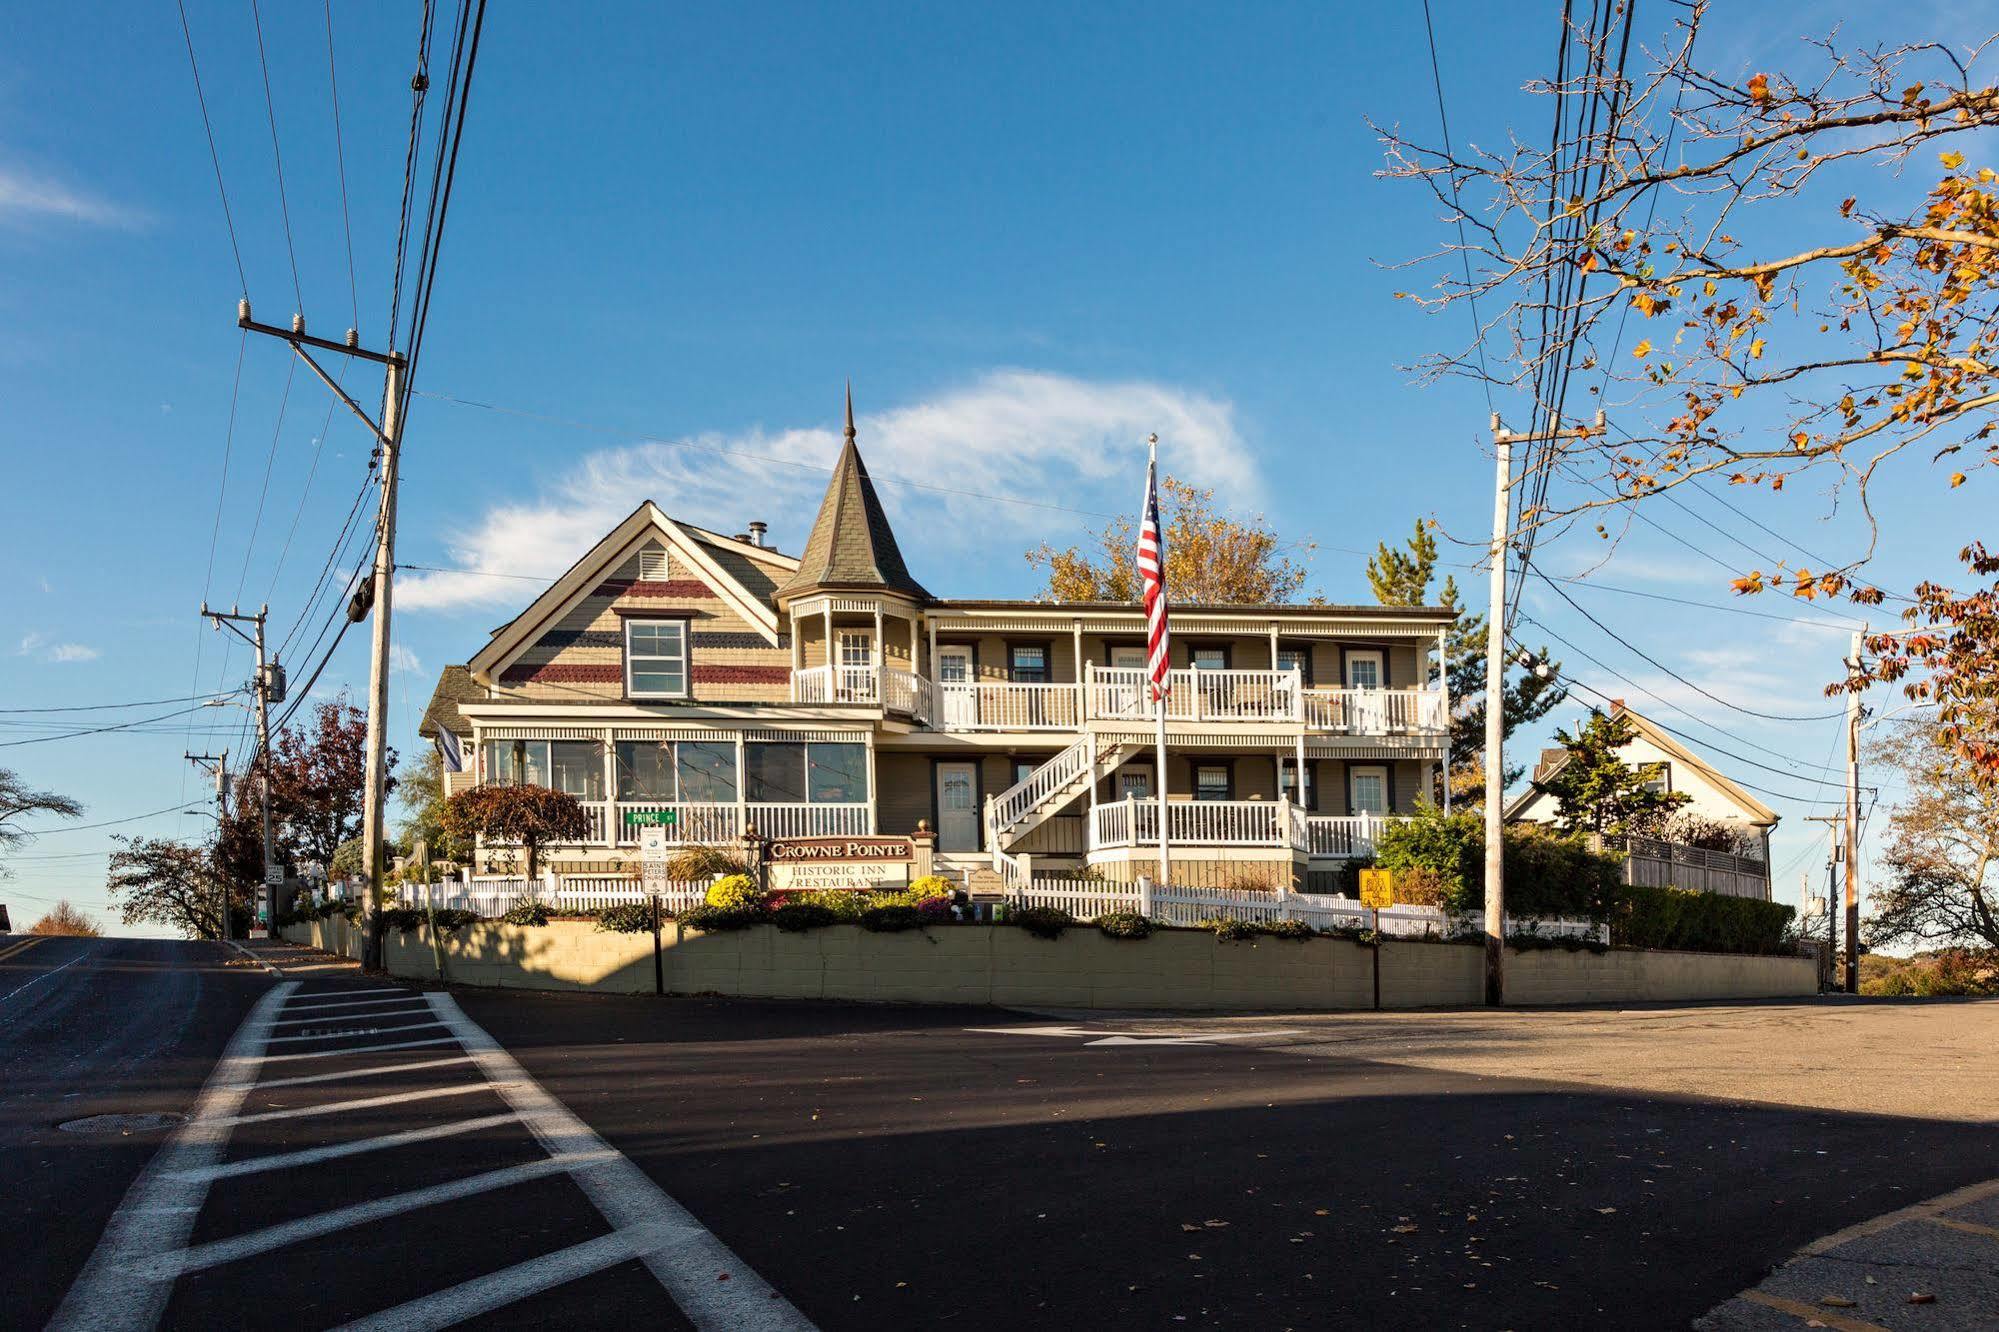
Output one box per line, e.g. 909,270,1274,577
1864,1276,1878,1285
1595,1207,1617,1215
1391,1224,1419,1234
1820,1296,1857,1308
1181,1224,1201,1232
1314,1208,1329,1216
1908,1293,1936,1305
1203,1219,1229,1228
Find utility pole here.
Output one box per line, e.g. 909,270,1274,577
238,301,405,969
1483,409,1602,1006
202,604,283,931
1805,813,1843,992
1843,628,1864,995
186,750,229,940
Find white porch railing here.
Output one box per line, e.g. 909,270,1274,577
404,872,713,918
1301,687,1448,735
581,801,872,846
793,664,926,717
743,802,872,840
990,736,1094,834
935,681,1079,730
1088,797,1303,850
1084,666,1302,723
1303,813,1408,859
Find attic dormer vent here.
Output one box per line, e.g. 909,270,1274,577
638,549,669,581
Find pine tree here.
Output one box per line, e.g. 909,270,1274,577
1365,521,1566,805
1533,711,1689,836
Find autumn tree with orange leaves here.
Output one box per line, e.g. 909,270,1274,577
1378,5,1999,779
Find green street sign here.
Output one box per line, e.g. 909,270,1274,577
623,809,678,827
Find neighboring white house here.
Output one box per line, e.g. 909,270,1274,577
1506,702,1779,877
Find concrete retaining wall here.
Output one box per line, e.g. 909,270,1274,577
283,917,1816,1010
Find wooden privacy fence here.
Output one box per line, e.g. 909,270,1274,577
1599,835,1770,900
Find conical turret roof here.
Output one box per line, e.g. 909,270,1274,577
774,386,931,603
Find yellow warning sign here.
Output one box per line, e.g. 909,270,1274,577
1358,869,1395,909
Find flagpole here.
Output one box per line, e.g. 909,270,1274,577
1148,434,1170,889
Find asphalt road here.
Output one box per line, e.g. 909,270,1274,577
13,940,1999,1329
0,935,269,1331
460,991,1999,1330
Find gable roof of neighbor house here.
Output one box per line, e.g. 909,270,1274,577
773,387,932,604
466,501,799,684
1504,701,1780,828
418,664,483,740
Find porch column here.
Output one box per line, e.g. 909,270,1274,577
865,733,879,834
1295,732,1306,809
908,614,919,674
873,605,885,703
822,603,834,692
1071,621,1084,726
601,728,616,847
1267,622,1279,670
1437,624,1452,813
790,611,802,678
926,618,938,678
733,733,749,838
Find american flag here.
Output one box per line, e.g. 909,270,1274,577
1138,442,1171,701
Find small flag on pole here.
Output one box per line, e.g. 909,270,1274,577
1138,440,1171,701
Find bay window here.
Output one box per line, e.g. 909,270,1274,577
480,739,603,800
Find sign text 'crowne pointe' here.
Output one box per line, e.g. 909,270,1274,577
765,837,914,863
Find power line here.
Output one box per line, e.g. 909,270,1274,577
1518,614,1850,778
386,0,439,353
0,692,235,715
265,390,342,608
0,702,229,750
5,802,209,838
1532,568,1847,722
248,0,304,312
173,0,248,294
1544,574,1862,630
234,355,297,600
1417,0,1492,413
324,0,359,333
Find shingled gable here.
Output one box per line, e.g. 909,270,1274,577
466,501,790,684
773,386,932,604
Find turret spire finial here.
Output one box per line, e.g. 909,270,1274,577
844,381,856,443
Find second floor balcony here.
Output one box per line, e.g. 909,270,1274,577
790,661,1448,738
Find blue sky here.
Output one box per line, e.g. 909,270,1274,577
1,2,1989,934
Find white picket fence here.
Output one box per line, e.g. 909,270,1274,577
1012,878,1608,943
337,872,713,918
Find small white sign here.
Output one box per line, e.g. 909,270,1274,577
638,826,670,892
263,863,284,887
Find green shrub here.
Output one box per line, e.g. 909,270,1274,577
1200,916,1258,942
772,903,837,932
430,908,480,932
813,890,873,921
596,902,657,934
705,874,766,911
501,900,551,927
1372,807,1622,920
906,875,958,902
1612,885,1794,955
1389,866,1451,908
675,903,762,933
1258,918,1314,941
1012,905,1075,939
860,904,924,932
1913,949,1999,996
1095,911,1153,940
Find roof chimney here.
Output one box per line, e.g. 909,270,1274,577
747,520,768,548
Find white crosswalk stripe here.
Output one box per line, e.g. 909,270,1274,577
53,980,817,1330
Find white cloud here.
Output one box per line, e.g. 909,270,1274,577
18,632,99,663
400,370,1258,612
389,645,424,676
0,166,144,230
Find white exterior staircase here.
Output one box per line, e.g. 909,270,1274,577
983,734,1134,883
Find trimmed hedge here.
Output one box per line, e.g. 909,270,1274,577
1095,911,1153,940
596,902,656,934
1011,906,1074,939
1612,885,1794,955
1373,806,1624,921
772,903,838,932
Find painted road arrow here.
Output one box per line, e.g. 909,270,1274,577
965,1025,1301,1047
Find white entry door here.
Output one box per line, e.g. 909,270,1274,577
936,761,980,852
937,647,977,727
1346,649,1386,732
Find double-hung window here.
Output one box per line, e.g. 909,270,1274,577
1279,758,1313,810
625,619,688,699
1195,764,1231,802
1191,647,1227,672
1276,646,1310,684
1010,644,1048,683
